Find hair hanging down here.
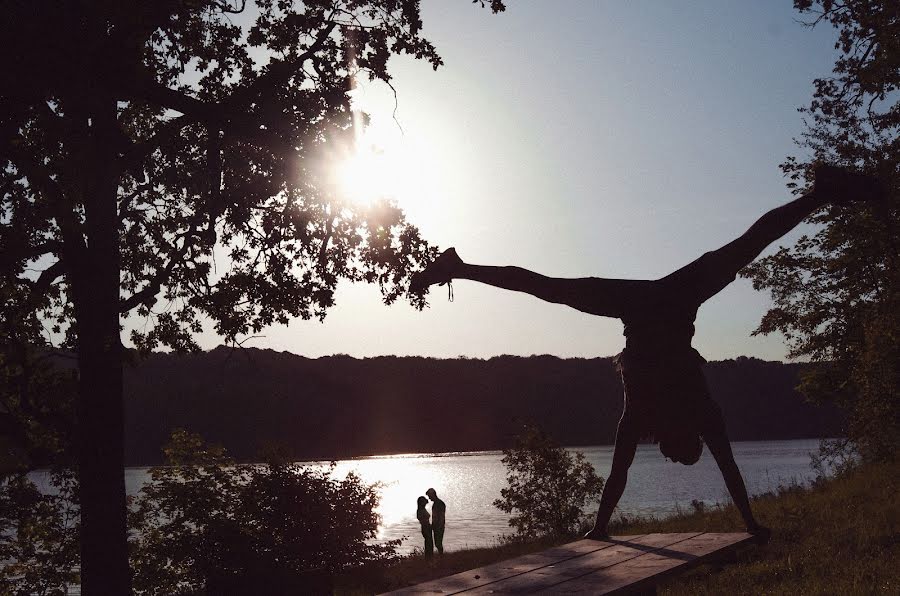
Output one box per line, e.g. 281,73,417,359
658,431,704,465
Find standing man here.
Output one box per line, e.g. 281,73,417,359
426,488,446,554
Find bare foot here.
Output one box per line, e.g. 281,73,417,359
813,164,883,205
410,248,462,294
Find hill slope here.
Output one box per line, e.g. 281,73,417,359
122,348,843,465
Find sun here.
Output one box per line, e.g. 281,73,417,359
330,120,438,209
333,144,392,205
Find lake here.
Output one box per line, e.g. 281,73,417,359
117,438,823,555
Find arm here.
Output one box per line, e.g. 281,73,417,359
701,406,769,539
586,416,640,539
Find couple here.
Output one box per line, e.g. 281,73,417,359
415,488,446,557
412,166,880,541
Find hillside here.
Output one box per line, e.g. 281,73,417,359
121,347,844,465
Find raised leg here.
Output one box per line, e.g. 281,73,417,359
585,416,640,539
411,248,645,318
667,165,883,306
664,190,827,305
455,262,646,318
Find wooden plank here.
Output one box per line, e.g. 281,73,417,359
382,537,641,595
463,533,703,594
543,532,754,594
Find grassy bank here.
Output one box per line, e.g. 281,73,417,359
337,461,899,594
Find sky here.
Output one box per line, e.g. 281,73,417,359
191,0,841,361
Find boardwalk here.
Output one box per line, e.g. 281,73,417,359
384,532,754,594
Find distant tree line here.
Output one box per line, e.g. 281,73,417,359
120,347,844,465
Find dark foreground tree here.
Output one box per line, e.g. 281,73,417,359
493,424,604,539
0,1,504,592
743,0,899,463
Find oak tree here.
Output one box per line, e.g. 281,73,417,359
0,1,504,592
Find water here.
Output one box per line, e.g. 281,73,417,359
25,439,821,558
113,438,818,555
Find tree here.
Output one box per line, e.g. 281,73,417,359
742,0,899,462
493,424,604,539
0,1,504,592
129,429,396,595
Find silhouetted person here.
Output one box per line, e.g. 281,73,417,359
416,495,434,557
426,488,446,553
412,166,881,543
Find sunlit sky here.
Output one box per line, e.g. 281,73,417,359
190,1,840,361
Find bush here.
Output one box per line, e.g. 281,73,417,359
128,429,399,595
493,424,604,539
0,468,79,595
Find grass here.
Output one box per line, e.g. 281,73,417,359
336,461,899,595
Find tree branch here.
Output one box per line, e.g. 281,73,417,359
118,115,194,172
5,139,86,259
224,22,337,112
119,218,204,313
25,240,63,262
32,259,66,294
116,19,336,175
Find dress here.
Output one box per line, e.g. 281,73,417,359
416,507,433,556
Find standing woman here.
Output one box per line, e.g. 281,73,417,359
411,166,880,541
416,496,434,557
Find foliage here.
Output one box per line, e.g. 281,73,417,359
1,1,504,590
493,424,604,539
0,0,510,354
0,345,77,475
0,270,78,474
742,0,900,462
128,429,397,595
0,468,80,596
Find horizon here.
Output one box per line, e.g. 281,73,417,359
167,343,801,364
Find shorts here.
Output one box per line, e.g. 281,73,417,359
614,347,724,441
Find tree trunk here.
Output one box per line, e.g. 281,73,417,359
74,306,130,595
70,95,132,594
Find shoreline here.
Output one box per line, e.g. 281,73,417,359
338,460,899,594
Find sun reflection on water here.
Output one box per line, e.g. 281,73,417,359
329,453,454,540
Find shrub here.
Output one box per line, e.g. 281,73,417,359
493,425,604,539
129,429,399,595
0,468,79,595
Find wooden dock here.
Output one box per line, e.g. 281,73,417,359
383,532,754,594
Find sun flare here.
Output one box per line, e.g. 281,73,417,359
333,146,391,204
329,123,438,210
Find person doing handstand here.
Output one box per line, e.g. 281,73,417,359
411,166,880,542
